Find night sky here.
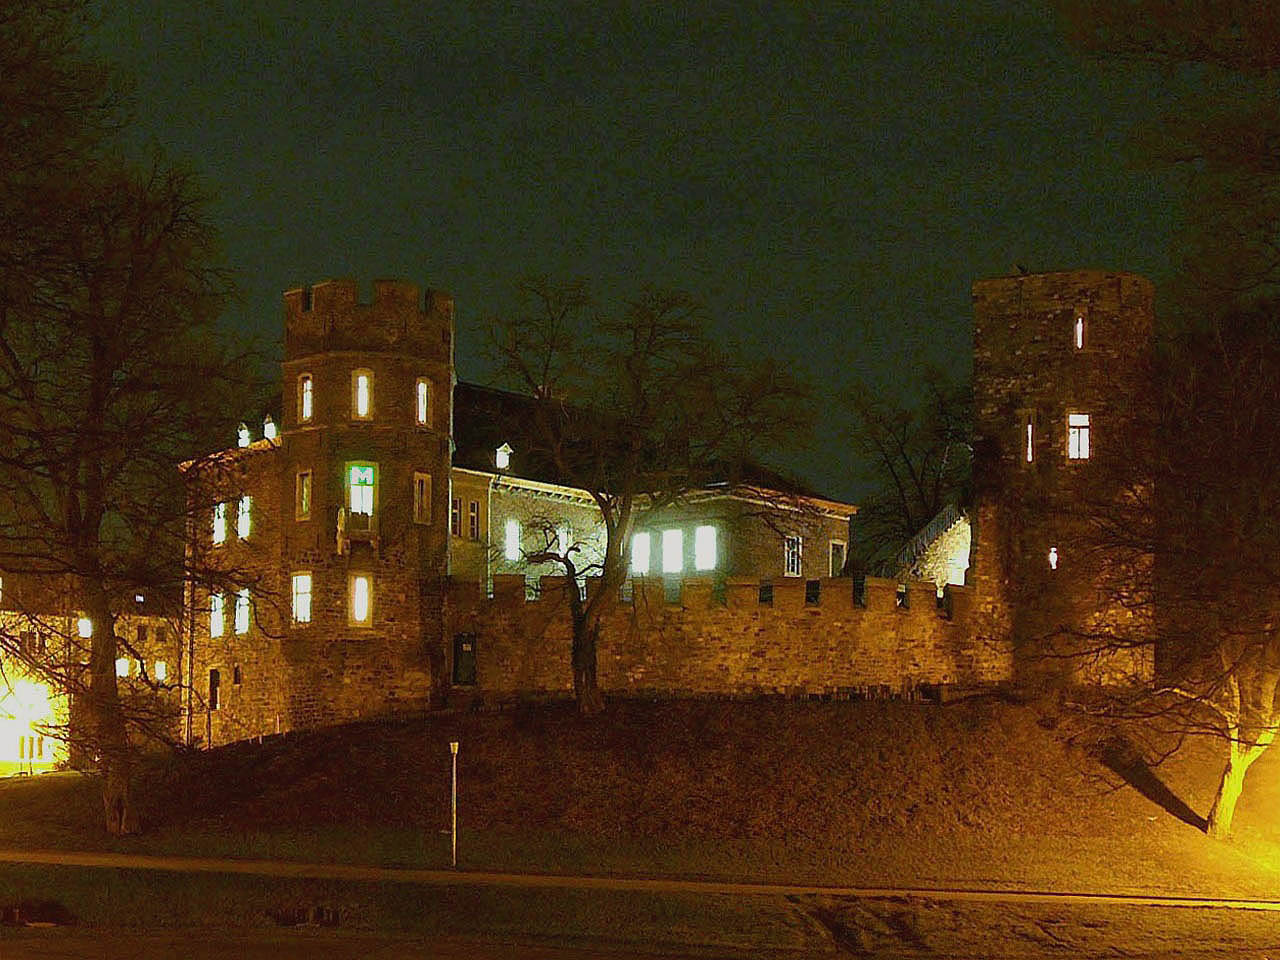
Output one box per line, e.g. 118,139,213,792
91,1,1176,502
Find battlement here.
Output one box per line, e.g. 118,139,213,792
283,277,455,361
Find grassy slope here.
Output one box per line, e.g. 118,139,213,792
2,697,1279,898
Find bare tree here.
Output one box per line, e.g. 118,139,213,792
490,280,812,715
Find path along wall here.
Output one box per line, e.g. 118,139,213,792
445,575,1013,698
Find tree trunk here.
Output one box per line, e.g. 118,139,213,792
571,618,605,716
1206,751,1248,839
85,586,137,835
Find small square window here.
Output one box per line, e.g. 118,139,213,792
115,657,129,678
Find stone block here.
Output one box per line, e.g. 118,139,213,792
725,578,759,610
680,577,714,609
492,574,526,605
863,577,899,611
820,577,856,613
772,579,805,612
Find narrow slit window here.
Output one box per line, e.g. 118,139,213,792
212,502,227,545
296,470,312,520
292,572,312,624
450,498,461,536
298,374,313,422
631,532,651,575
350,574,371,624
1074,313,1086,350
504,519,520,561
352,369,373,420
1048,546,1059,570
413,472,432,524
416,378,430,426
694,525,717,571
237,495,252,539
1068,413,1091,460
468,501,480,540
210,594,225,638
1025,417,1034,463
234,588,250,635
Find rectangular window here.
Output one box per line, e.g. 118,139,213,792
350,574,371,625
504,518,520,561
348,463,375,515
115,657,129,678
236,495,252,538
292,573,312,624
830,540,847,577
234,588,250,634
77,616,92,639
296,470,312,520
155,660,167,682
631,532,651,574
1024,415,1035,463
662,529,683,574
451,498,461,536
694,525,717,571
468,501,480,540
209,669,220,711
1074,312,1086,350
416,378,430,426
414,472,432,524
1068,413,1091,460
784,535,803,577
298,374,313,422
212,502,227,545
353,370,372,419
210,594,225,638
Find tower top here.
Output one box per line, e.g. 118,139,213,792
283,277,455,362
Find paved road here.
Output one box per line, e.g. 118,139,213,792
0,846,1277,913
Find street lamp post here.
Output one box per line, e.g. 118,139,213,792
450,741,459,868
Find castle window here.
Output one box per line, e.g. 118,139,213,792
234,588,250,635
784,535,803,577
263,415,277,441
212,502,227,545
413,472,432,524
556,524,571,557
237,422,251,448
237,495,252,539
830,540,847,577
504,519,520,561
468,501,480,540
233,665,242,685
77,616,92,639
155,660,167,682
631,532,651,575
348,463,376,515
292,573,312,624
349,574,371,625
1024,415,1035,463
662,529,683,574
298,374,313,423
694,525,717,571
352,369,373,420
210,595,224,638
451,498,461,536
296,470,312,520
416,378,430,426
495,442,512,470
1074,313,1086,350
208,669,220,711
1067,413,1091,460
1048,546,1059,570
115,657,129,678
136,624,147,645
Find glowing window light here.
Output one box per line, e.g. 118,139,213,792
292,573,312,624
77,617,92,639
299,374,313,422
631,532,651,574
237,422,250,448
237,495,252,538
504,519,520,561
784,535,803,577
1068,413,1091,460
350,575,371,624
556,524,570,557
496,443,512,470
115,657,129,678
212,502,227,545
0,678,65,770
1049,546,1059,570
262,415,277,441
1075,314,1085,350
234,588,250,634
416,379,429,425
296,470,312,520
1025,420,1034,463
694,525,717,571
353,371,372,419
155,661,167,682
349,464,375,515
662,529,683,574
209,595,224,638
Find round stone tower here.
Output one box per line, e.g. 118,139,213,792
970,270,1155,684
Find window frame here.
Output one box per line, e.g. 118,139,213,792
351,368,374,421
296,469,312,521
236,494,252,539
346,461,377,516
661,528,683,574
291,572,313,625
451,497,462,537
413,471,432,524
298,373,313,423
1067,412,1091,461
349,573,372,626
234,587,251,635
468,500,480,540
415,377,431,427
693,525,717,571
631,532,651,575
829,539,847,577
783,535,803,578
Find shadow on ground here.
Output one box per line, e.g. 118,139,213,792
1098,737,1207,831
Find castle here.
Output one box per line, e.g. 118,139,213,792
0,268,1156,756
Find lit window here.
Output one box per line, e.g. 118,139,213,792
115,657,129,678
349,464,375,515
662,529,683,574
631,532,651,574
234,588,250,634
830,541,847,577
296,470,312,520
77,616,93,639
416,378,430,426
556,525,570,557
350,574,371,624
209,595,224,638
298,374,313,423
237,495,252,539
237,422,250,447
504,519,520,561
212,502,227,545
468,501,480,540
155,661,167,682
1074,313,1086,350
352,369,372,420
292,573,312,624
784,535,803,577
1025,417,1034,463
262,415,277,441
414,472,432,524
1048,546,1059,570
1068,413,1091,460
496,443,512,470
451,498,461,536
694,525,717,571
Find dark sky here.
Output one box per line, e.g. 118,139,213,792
91,1,1176,502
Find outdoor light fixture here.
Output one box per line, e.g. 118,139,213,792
262,415,277,441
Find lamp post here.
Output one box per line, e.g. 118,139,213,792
450,741,459,868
